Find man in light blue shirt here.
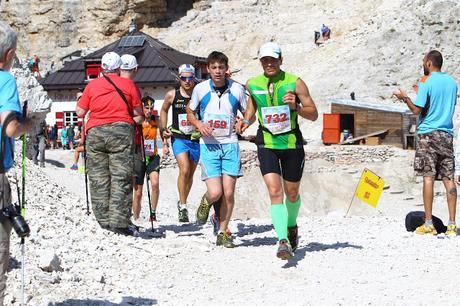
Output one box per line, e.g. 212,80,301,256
394,50,458,236
0,21,33,303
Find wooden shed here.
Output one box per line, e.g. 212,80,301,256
322,99,418,148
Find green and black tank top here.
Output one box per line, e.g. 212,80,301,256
247,71,303,149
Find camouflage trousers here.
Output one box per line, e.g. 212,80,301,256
86,122,134,228
414,130,454,180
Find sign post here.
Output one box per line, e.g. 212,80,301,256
346,169,385,216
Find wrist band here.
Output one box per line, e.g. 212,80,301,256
243,119,251,125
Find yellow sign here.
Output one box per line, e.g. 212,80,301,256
356,169,385,208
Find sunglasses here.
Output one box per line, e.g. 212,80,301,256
180,76,194,81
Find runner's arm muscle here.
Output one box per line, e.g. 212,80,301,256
160,90,174,139
161,90,174,130
295,78,318,121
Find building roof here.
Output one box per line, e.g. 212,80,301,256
331,98,412,114
41,30,206,91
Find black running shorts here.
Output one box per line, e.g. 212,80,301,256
134,154,160,185
257,146,305,182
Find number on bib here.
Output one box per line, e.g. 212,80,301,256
261,105,291,135
178,113,194,134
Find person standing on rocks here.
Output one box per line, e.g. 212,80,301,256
160,64,200,223
394,50,458,236
187,51,248,247
76,52,143,236
0,21,34,305
237,42,318,259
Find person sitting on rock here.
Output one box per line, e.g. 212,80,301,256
321,24,331,40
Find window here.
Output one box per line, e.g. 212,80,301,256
64,111,78,127
85,63,102,80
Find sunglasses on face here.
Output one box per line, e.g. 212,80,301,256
180,76,194,81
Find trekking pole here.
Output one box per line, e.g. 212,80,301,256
80,119,90,215
140,133,154,232
83,142,90,216
20,101,27,306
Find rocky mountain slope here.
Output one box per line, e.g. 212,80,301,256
2,0,459,141
0,0,197,60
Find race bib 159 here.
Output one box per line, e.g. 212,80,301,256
204,113,231,137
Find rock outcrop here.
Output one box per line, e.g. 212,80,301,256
0,0,196,64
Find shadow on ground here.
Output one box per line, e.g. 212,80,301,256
8,256,20,271
283,241,364,269
237,236,278,247
235,222,273,237
49,296,157,305
45,159,66,168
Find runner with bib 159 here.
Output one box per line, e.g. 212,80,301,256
187,51,248,248
236,42,318,260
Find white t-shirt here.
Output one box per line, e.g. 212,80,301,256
189,79,247,144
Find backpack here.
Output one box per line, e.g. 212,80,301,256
405,211,447,233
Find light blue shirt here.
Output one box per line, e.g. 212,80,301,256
415,72,457,135
0,70,22,172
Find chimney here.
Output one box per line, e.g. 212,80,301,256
129,19,137,33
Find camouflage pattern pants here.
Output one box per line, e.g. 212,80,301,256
86,122,134,228
414,130,454,180
0,174,12,306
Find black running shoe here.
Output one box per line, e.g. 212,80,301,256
288,225,299,251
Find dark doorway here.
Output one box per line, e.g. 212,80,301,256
340,114,354,141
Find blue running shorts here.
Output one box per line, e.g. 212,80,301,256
172,137,200,164
200,142,243,180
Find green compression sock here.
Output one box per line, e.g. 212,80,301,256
285,195,301,228
270,203,288,241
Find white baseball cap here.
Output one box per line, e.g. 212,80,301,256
101,52,122,70
258,42,282,59
178,63,195,75
120,54,138,70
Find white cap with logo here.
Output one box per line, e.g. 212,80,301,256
258,42,282,59
101,52,122,70
178,63,195,75
120,54,138,70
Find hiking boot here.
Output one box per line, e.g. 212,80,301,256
178,207,189,223
111,225,140,237
196,194,212,225
70,164,78,170
276,239,294,260
216,232,235,248
415,223,437,235
210,213,220,236
149,211,157,222
288,225,299,251
446,224,457,236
